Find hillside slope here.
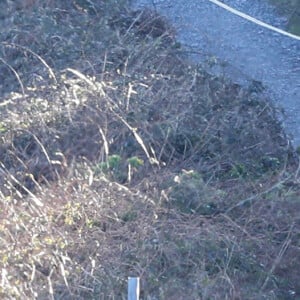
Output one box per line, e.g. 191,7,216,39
0,1,300,299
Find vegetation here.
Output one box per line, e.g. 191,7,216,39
268,0,300,34
0,0,299,299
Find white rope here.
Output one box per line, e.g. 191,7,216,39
207,0,300,41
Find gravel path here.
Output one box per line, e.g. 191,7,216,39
133,0,300,145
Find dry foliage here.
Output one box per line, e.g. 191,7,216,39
0,0,299,299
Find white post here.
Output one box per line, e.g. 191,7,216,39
128,277,140,300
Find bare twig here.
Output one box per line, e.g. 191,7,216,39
2,42,57,83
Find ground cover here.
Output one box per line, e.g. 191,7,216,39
269,0,300,34
0,1,299,299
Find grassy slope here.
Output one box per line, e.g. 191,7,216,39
0,0,300,299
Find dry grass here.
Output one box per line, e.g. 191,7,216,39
0,0,300,299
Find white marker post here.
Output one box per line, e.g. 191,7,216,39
128,277,140,300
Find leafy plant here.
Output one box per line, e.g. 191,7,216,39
169,170,223,215
0,123,7,133
94,154,122,174
94,155,144,183
127,156,144,168
230,163,248,178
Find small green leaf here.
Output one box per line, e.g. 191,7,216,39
127,156,144,168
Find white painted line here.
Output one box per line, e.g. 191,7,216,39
208,0,300,41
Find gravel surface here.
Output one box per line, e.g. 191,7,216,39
132,0,300,145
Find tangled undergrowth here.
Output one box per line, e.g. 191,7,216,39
0,0,300,299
